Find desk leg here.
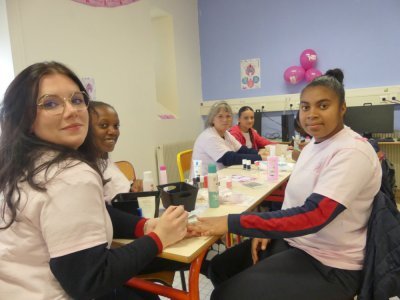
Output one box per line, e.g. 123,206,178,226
125,250,207,300
188,250,207,300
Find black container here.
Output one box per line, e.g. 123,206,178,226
157,182,198,212
111,191,160,217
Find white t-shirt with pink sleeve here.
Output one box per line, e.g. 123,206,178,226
191,126,242,176
283,126,381,270
0,159,112,300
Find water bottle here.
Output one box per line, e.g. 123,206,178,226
140,171,156,218
208,163,219,208
267,146,279,181
159,165,168,185
143,171,155,191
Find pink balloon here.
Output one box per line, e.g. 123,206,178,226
305,68,322,82
300,49,317,70
283,66,305,85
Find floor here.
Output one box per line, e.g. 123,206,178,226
160,244,223,300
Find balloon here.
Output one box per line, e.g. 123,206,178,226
305,68,322,82
283,66,305,84
300,49,317,70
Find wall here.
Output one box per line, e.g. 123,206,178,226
0,0,14,100
6,0,203,177
198,0,400,100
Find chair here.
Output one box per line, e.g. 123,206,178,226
115,160,136,181
177,149,193,181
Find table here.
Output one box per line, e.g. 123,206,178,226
114,164,292,299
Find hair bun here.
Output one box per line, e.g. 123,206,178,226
325,68,344,84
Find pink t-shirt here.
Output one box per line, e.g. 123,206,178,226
0,159,112,299
283,127,381,270
191,126,242,176
103,158,131,204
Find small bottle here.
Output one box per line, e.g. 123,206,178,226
207,163,219,208
159,165,168,185
267,146,279,181
242,159,247,170
246,159,251,170
143,171,155,191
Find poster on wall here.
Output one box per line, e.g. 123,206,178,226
81,77,96,100
241,58,261,90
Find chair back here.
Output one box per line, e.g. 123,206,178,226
176,149,193,181
115,160,136,181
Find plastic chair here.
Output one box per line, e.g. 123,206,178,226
177,149,193,182
114,160,136,181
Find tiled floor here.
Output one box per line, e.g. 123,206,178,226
159,245,224,300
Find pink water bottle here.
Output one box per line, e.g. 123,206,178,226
267,146,279,181
159,165,168,185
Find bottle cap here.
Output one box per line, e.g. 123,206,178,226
269,145,276,156
208,163,217,173
160,165,166,171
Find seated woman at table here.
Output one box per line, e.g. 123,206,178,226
89,100,142,204
188,69,382,300
0,61,188,300
229,106,276,150
191,101,267,176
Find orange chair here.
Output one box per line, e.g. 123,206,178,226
115,160,136,182
177,149,193,181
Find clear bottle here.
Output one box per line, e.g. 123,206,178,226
208,163,219,208
159,165,168,185
143,171,155,191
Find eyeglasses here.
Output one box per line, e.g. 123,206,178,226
37,91,90,115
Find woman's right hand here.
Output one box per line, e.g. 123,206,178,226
153,206,188,248
251,238,270,264
131,179,143,192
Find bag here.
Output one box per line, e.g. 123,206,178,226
381,158,396,203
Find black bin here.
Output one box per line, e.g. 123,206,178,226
111,191,160,217
157,182,198,212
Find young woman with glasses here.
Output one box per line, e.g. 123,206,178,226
0,61,188,300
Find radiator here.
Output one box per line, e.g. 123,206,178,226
155,140,194,183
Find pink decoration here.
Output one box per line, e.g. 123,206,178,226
72,0,139,7
305,68,322,82
300,49,317,70
283,66,305,85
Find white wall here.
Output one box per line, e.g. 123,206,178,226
6,0,203,177
0,0,14,101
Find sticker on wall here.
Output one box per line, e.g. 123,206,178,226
241,58,261,90
81,77,96,100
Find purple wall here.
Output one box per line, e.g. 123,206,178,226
198,0,400,100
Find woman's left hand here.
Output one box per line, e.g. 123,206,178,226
187,216,228,236
144,218,159,234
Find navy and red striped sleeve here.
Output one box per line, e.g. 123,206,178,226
228,193,345,239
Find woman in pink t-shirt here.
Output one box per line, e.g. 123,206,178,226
0,61,188,300
188,69,382,300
